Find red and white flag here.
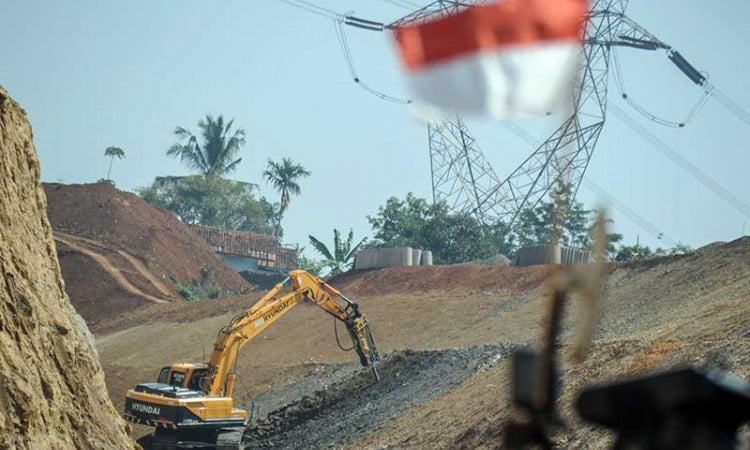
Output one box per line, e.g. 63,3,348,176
393,0,587,119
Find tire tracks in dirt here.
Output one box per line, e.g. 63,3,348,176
53,231,172,304
115,249,173,297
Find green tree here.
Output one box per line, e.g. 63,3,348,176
612,244,659,262
168,114,246,177
367,193,503,264
308,229,366,275
263,157,311,235
367,193,442,248
420,212,499,264
138,176,275,233
514,199,593,249
104,146,125,181
612,241,691,262
297,254,326,276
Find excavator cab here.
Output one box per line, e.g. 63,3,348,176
156,364,211,392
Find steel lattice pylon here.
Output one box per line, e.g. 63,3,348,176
427,117,506,224
391,0,667,228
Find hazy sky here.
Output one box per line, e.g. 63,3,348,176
2,1,749,256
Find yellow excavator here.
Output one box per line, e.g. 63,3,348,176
124,269,380,450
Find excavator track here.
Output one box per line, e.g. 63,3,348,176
138,428,246,450
215,427,247,450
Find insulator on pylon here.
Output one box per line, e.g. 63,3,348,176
668,51,707,86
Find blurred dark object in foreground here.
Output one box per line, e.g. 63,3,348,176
507,351,750,449
577,367,750,450
505,216,749,449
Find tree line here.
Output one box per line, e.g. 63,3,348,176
304,193,691,275
113,114,311,238
100,114,690,278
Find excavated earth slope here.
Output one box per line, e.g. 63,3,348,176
97,236,750,447
0,86,135,449
44,181,251,325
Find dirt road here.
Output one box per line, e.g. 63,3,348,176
54,232,171,304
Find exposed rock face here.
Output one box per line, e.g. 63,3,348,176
0,86,135,449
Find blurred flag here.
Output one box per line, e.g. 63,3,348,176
393,0,587,119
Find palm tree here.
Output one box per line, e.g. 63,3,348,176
104,146,126,180
168,114,246,177
308,229,366,275
263,157,311,234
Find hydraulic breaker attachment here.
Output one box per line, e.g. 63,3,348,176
346,314,381,381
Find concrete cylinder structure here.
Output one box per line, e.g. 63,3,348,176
420,250,433,266
516,245,562,267
561,247,591,264
354,247,432,269
411,248,422,267
392,247,413,266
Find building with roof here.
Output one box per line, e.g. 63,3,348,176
190,224,298,273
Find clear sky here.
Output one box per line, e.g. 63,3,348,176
2,1,749,256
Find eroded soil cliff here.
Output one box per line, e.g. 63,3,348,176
0,85,135,449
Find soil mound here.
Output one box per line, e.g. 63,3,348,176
44,181,251,323
0,86,134,449
329,263,552,297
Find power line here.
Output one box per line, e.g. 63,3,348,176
610,48,709,128
378,0,422,10
610,102,750,220
275,0,748,229
274,0,338,20
290,0,339,17
334,18,411,104
500,121,677,245
274,0,406,103
581,177,676,247
709,85,750,129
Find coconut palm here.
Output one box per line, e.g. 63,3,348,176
168,114,246,177
308,229,366,275
263,157,311,234
104,146,126,180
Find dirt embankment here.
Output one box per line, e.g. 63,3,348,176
0,85,135,449
44,181,251,325
330,263,553,297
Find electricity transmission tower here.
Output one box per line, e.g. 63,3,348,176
388,0,711,229
280,0,750,231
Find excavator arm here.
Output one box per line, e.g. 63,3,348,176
204,269,380,396
288,270,381,377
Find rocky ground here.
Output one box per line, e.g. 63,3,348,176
244,345,513,449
